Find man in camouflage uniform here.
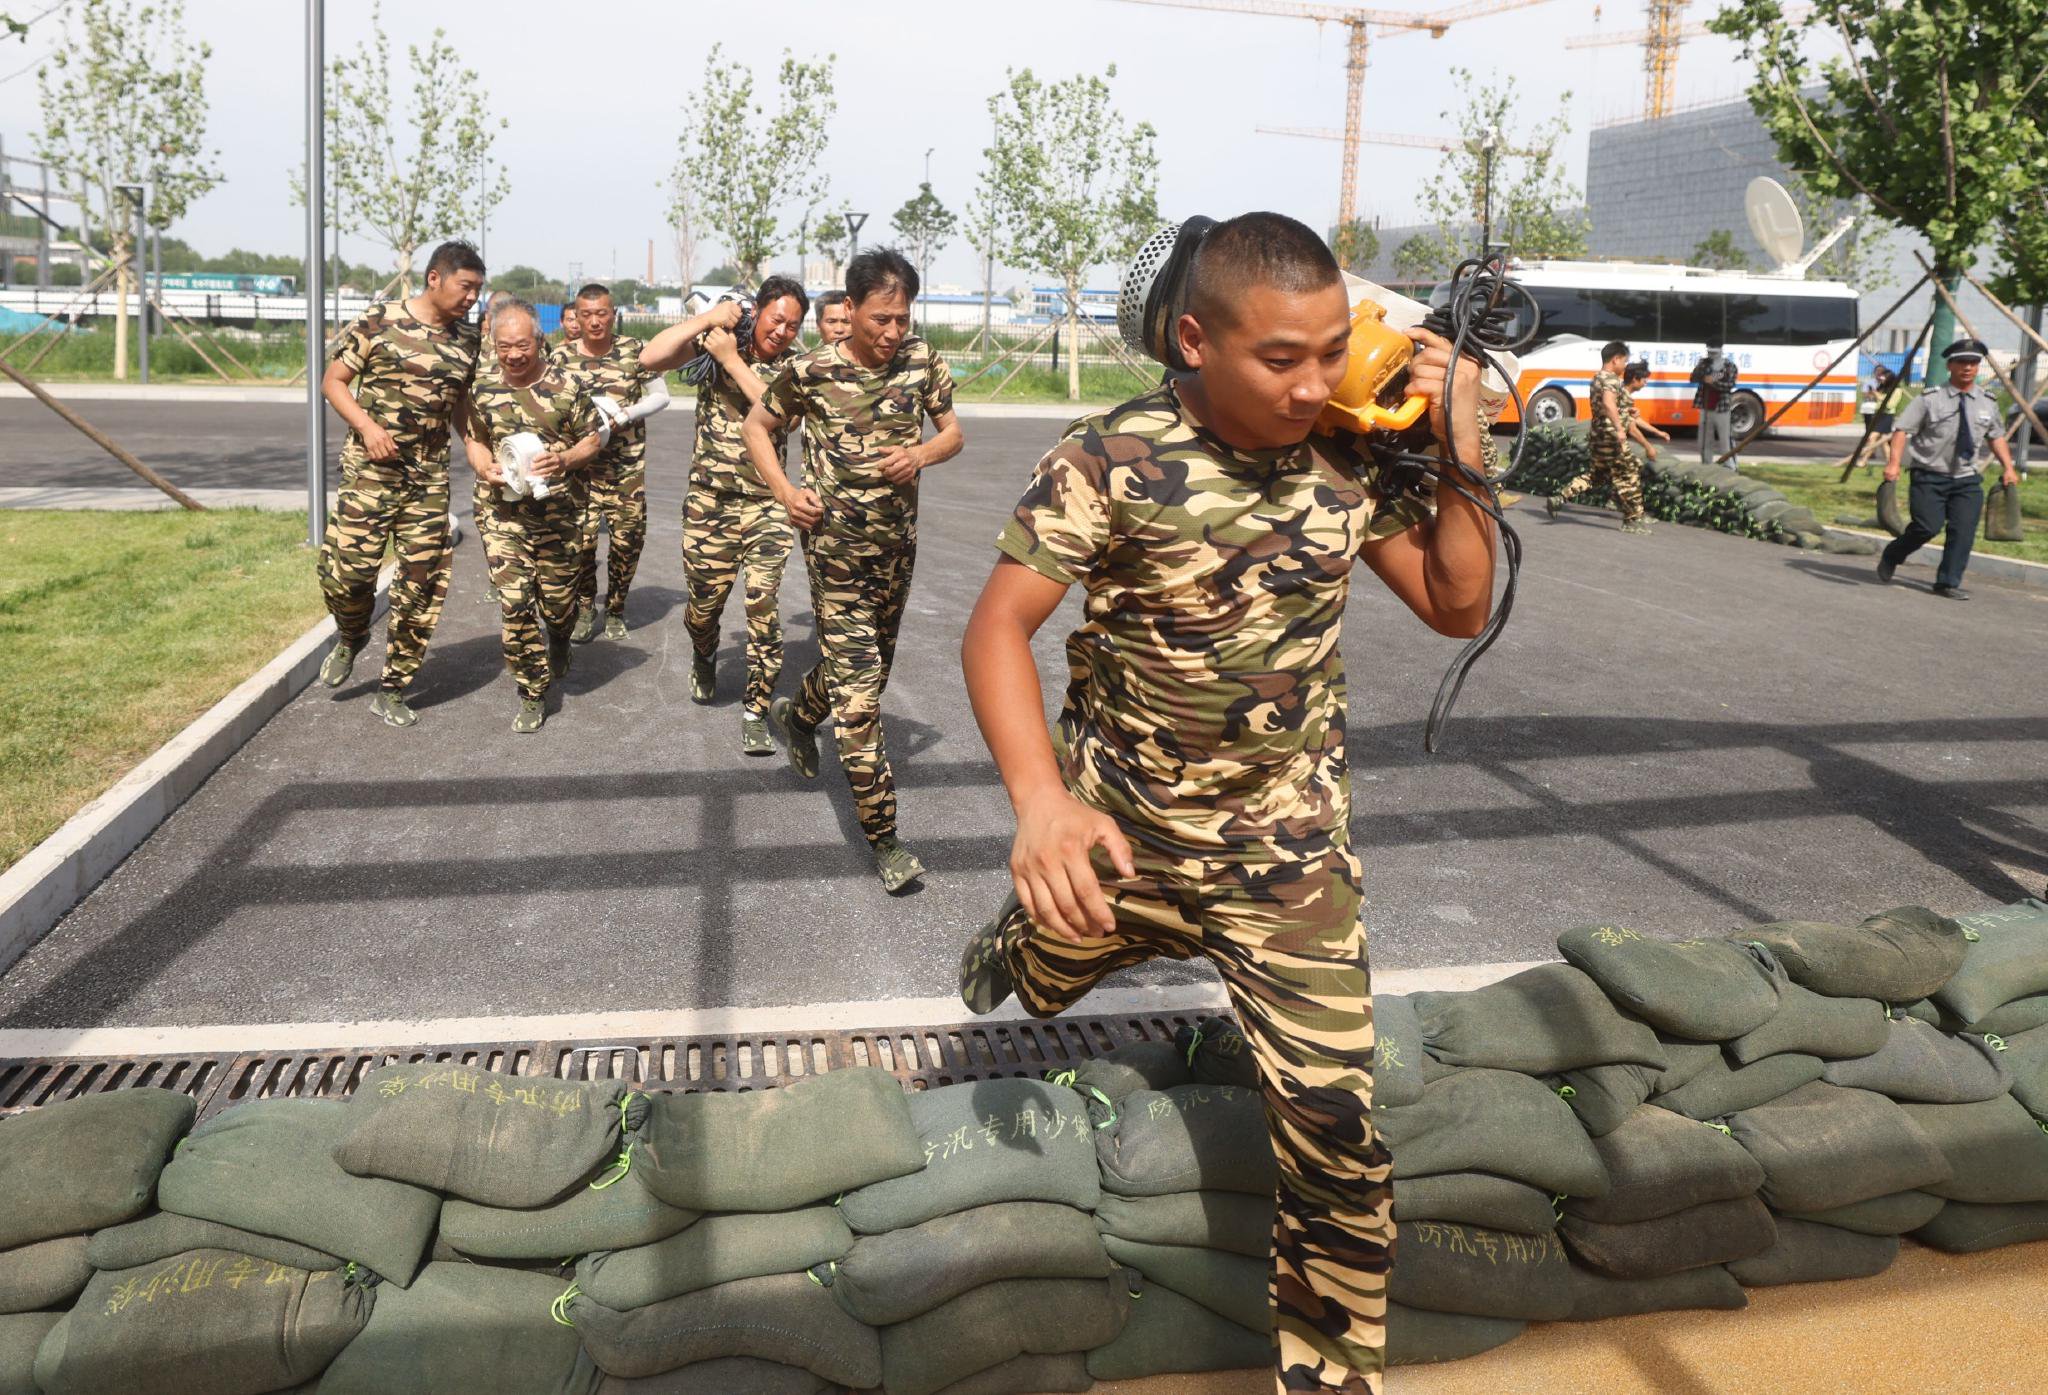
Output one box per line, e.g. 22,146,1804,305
316,240,485,727
813,289,851,347
1619,359,1671,466
1546,340,1648,534
954,214,1500,1394
472,290,522,606
744,249,964,893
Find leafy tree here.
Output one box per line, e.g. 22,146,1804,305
891,182,959,295
1332,220,1380,276
3,12,27,42
809,206,855,282
703,262,744,287
977,65,1158,400
34,0,221,379
1692,229,1750,270
1788,185,1888,291
672,44,835,283
671,181,699,292
1991,180,2048,307
1391,234,1442,285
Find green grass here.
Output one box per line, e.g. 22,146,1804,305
0,509,324,870
1,328,311,382
1740,459,2048,565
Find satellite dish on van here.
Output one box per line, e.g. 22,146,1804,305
1745,177,1805,269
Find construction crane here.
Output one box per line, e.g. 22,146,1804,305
1564,2,1812,120
1112,0,1559,231
1256,125,1538,156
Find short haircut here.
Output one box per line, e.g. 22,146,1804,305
1186,211,1342,330
846,247,918,305
1704,335,1724,350
491,297,539,336
1601,340,1630,363
486,289,516,314
575,282,613,304
425,240,485,280
756,275,810,319
1623,359,1650,382
815,289,849,323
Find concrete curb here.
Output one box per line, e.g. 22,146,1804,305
0,574,392,975
1823,525,2048,592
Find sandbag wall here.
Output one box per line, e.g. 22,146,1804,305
2,898,2047,1395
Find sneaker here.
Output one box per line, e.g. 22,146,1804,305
604,613,628,640
958,908,1017,1014
1545,495,1563,518
369,691,417,728
873,837,926,894
548,629,572,687
513,698,546,733
690,655,716,704
1621,518,1653,535
741,712,774,756
768,696,818,779
318,637,363,688
571,603,598,643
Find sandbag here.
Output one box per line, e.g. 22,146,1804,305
1388,1222,1572,1321
640,1068,922,1214
1177,1016,1260,1090
1560,1196,1776,1279
336,1065,644,1209
0,1235,90,1315
1371,994,1427,1109
1562,1105,1765,1225
318,1262,597,1395
0,1312,60,1395
1726,1082,1950,1211
1386,1303,1526,1366
1985,478,2026,541
568,1271,878,1387
1725,1218,1898,1286
579,1206,850,1311
878,1276,1130,1395
1653,1052,1824,1121
1094,1191,1273,1259
594,1359,829,1394
826,1201,1112,1326
34,1251,369,1395
88,1211,342,1274
1395,1172,1559,1236
1096,1084,1276,1198
1070,1043,1189,1104
439,1149,700,1260
1779,1190,1946,1236
158,1099,439,1285
1821,1017,2010,1102
1903,1093,2048,1203
1556,927,1778,1040
1738,908,1967,1003
1938,992,2048,1037
1415,963,1667,1074
1725,974,1889,1065
1379,1069,1610,1198
1101,1236,1267,1333
1086,1279,1265,1381
1933,901,2048,1026
1876,475,1905,535
0,1088,194,1249
2006,1023,2048,1120
931,1352,1092,1395
1564,1262,1747,1321
840,1078,1100,1232
1912,1200,2048,1253
1548,1063,1655,1137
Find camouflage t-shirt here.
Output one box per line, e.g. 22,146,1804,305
331,300,479,467
760,337,956,545
556,334,653,456
996,382,1432,854
468,358,598,457
691,344,799,497
1589,369,1626,453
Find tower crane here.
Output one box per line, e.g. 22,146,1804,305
1564,2,1811,120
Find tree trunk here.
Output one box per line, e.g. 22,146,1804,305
398,244,415,298
1064,275,1082,402
1924,266,1962,386
112,234,131,381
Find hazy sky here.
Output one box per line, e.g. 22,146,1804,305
0,0,1793,291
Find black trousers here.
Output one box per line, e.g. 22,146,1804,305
1881,470,1983,588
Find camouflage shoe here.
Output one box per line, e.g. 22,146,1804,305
769,696,818,779
690,655,716,704
741,712,774,756
1544,495,1563,519
1621,518,1653,536
369,691,417,728
873,837,926,894
604,613,628,640
318,637,364,688
513,698,546,734
958,906,1017,1014
571,603,598,644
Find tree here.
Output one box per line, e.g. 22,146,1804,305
1692,229,1750,270
34,0,221,379
891,182,959,303
1789,185,1887,291
1332,220,1380,275
327,2,510,289
3,13,27,42
977,66,1159,400
1991,180,2048,307
1392,235,1442,285
810,207,854,283
671,181,699,292
672,44,835,283
703,263,744,287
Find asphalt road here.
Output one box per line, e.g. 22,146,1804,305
1,404,2044,1029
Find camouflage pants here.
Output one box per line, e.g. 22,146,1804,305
576,444,648,616
1557,440,1645,523
480,481,585,701
991,836,1392,1394
791,532,915,846
683,485,794,715
472,474,511,574
318,453,453,696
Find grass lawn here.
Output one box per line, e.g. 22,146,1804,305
1739,459,2048,566
0,509,325,871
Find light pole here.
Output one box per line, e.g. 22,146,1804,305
116,182,147,384
846,211,868,262
921,147,934,332
1478,125,1501,256
304,0,327,549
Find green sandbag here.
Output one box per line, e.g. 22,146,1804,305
1903,1094,2048,1203
1548,1062,1655,1137
568,1271,879,1386
931,1352,1092,1394
1379,1069,1610,1199
1564,1262,1747,1320
35,1251,369,1395
439,1149,700,1260
1071,1043,1190,1104
1563,1106,1765,1225
317,1262,598,1395
2004,1023,2048,1120
1821,1018,2010,1103
1912,1200,2048,1253
878,1276,1130,1395
1727,1082,1950,1211
579,1206,850,1311
1737,908,1967,1003
1086,1279,1265,1381
1780,1190,1946,1236
1371,994,1427,1108
0,1312,60,1395
88,1212,341,1274
1876,475,1906,535
1096,1084,1276,1198
1394,1173,1559,1235
1386,1303,1525,1366
1560,1196,1776,1279
1176,1016,1260,1090
1725,1217,1898,1286
1933,901,2048,1026
1557,928,1779,1040
1094,1191,1273,1259
1984,478,2026,541
1942,993,2048,1037
335,1064,645,1209
1415,963,1667,1074
1653,1052,1824,1121
1390,1222,1572,1320
1101,1236,1267,1333
0,1088,194,1249
595,1358,829,1394
158,1099,439,1286
826,1201,1113,1326
1726,973,1889,1065
641,1069,921,1214
0,1235,90,1315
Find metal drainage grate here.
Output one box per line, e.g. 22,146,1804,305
0,1011,1220,1121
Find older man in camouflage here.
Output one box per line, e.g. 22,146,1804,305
316,240,485,727
955,214,1500,1393
1546,340,1648,534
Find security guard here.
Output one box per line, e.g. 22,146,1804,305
1877,338,2019,599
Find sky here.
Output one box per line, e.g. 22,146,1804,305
0,0,1794,292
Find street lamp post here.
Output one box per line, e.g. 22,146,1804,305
921,147,934,332
1479,125,1501,256
305,0,327,549
846,211,868,262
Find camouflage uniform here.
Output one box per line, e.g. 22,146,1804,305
985,382,1432,1394
1555,368,1644,522
471,331,511,578
467,360,597,700
684,343,799,715
319,300,479,695
559,335,654,618
760,337,956,846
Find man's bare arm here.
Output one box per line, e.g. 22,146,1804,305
639,301,744,375
322,360,397,461
742,402,820,530
878,409,964,485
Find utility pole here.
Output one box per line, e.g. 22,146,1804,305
1479,126,1500,254
921,147,934,332
305,0,327,549
846,212,867,262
